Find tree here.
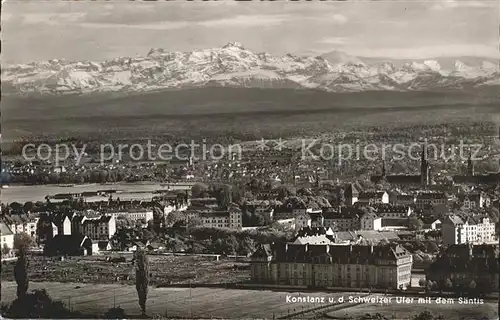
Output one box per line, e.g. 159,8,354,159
418,278,427,287
14,233,34,251
165,211,183,227
444,278,453,292
14,246,29,299
2,243,10,257
408,217,424,231
104,307,126,319
468,280,476,293
135,249,149,315
191,183,208,198
6,289,73,318
426,242,439,253
426,280,434,292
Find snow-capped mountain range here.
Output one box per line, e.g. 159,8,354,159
2,42,499,95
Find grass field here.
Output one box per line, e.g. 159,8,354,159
1,281,365,318
2,281,495,319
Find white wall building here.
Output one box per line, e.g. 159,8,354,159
442,215,496,245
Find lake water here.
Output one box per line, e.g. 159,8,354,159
0,182,195,204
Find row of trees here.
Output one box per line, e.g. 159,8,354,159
418,278,492,295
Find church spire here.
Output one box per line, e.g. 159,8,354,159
467,152,475,176
421,144,430,187
381,160,386,177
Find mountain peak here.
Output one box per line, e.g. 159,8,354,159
222,42,245,50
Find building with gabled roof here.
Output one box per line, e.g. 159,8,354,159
442,214,496,245
357,191,389,206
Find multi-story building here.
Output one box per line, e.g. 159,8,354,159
426,244,499,292
183,206,242,230
394,194,416,206
81,215,117,240
294,213,312,231
416,193,448,210
250,243,413,290
110,208,154,223
1,214,40,238
458,192,491,209
322,208,360,231
442,214,496,245
357,192,389,205
360,212,382,231
373,204,412,219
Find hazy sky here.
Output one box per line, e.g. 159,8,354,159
2,0,499,64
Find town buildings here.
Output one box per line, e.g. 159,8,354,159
442,214,496,245
250,243,413,290
370,150,431,187
1,214,39,238
426,244,499,292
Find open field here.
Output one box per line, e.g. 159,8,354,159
2,281,496,319
2,88,499,142
1,281,366,318
0,254,250,286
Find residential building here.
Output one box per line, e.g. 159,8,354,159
416,193,448,210
458,192,491,209
322,208,360,231
81,215,117,240
182,205,242,230
1,214,40,238
373,204,412,219
426,244,499,292
0,223,14,254
360,212,382,231
110,208,154,223
357,191,389,205
442,214,496,245
294,213,312,231
250,243,413,290
394,194,417,206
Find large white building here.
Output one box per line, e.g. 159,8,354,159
110,209,154,223
442,214,496,245
251,243,413,290
183,205,243,230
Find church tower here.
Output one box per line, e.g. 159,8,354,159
381,160,387,177
467,153,475,176
420,146,430,187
